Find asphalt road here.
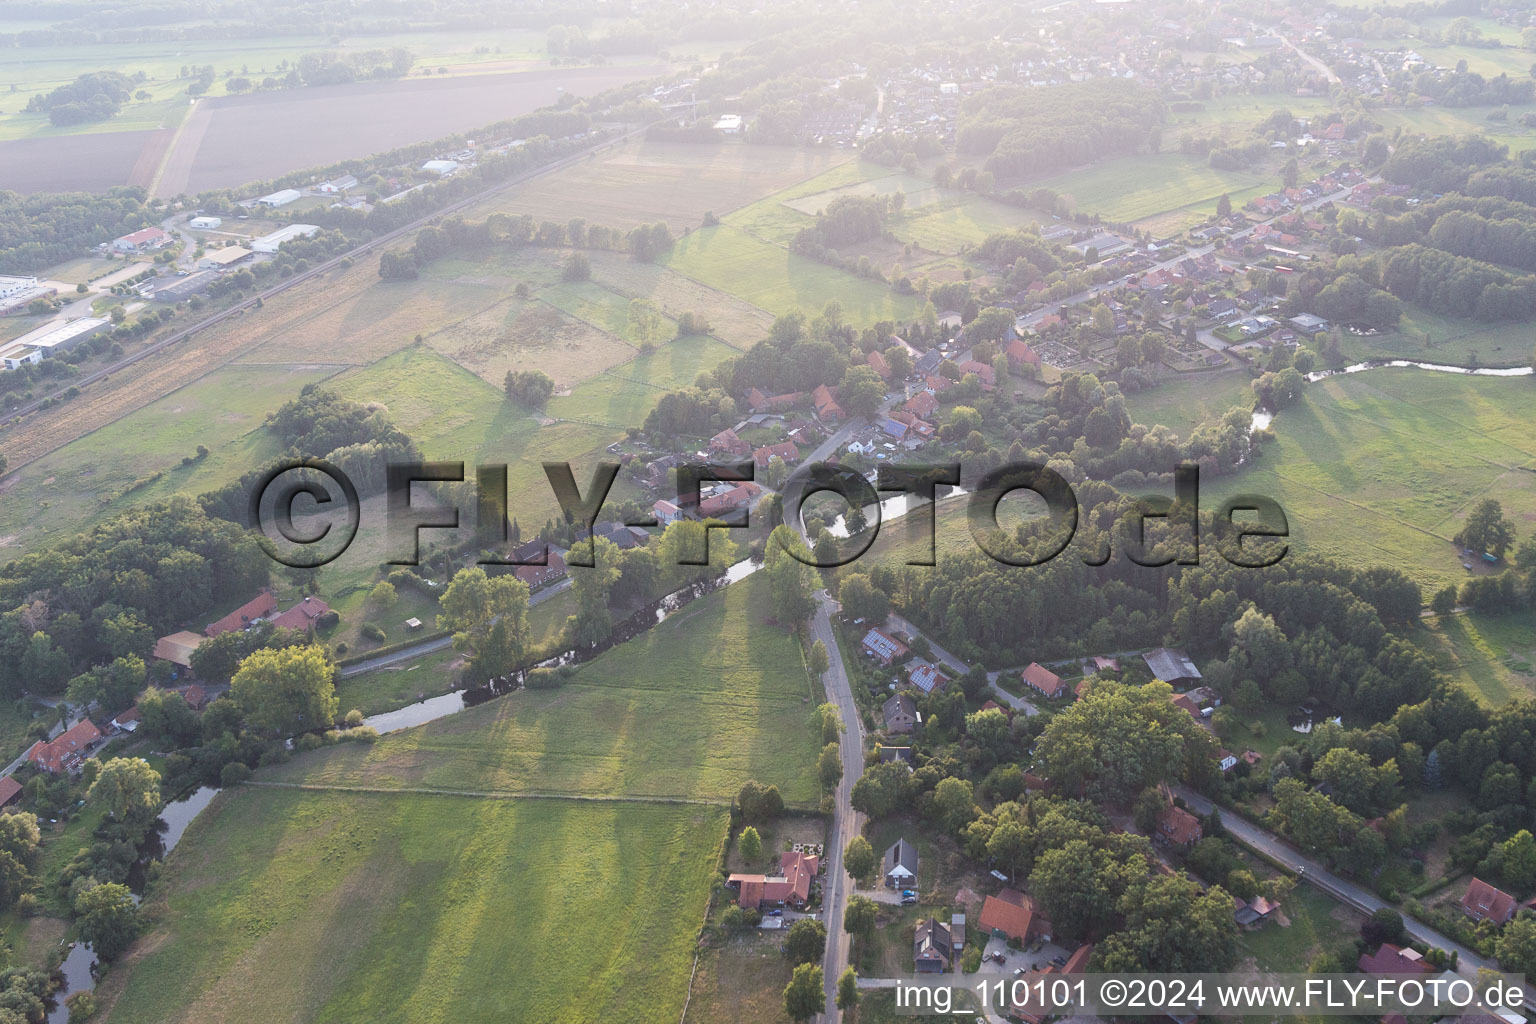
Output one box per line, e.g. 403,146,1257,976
1173,785,1499,978
813,589,867,1021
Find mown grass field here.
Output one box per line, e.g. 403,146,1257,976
98,788,727,1024
1419,611,1536,707
664,224,922,324
1338,305,1536,368
264,573,825,806
1122,367,1256,436
1022,152,1275,229
894,195,1044,252
1205,368,1536,591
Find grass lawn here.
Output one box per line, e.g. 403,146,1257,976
1205,368,1536,592
895,195,1044,253
1418,611,1536,707
97,787,727,1024
663,225,922,325
682,935,797,1024
1122,368,1255,437
336,646,463,719
1240,885,1362,973
263,573,825,806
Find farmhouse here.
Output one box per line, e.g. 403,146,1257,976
0,777,20,809
1019,662,1064,698
112,226,171,253
913,917,953,972
255,188,302,207
1462,878,1518,924
1142,647,1202,685
515,551,568,588
904,391,939,419
0,317,111,370
698,482,761,519
884,838,919,888
152,630,206,669
811,384,844,422
270,595,331,632
883,693,918,734
205,591,279,636
26,719,103,775
1158,800,1203,847
978,889,1052,943
862,627,908,665
199,246,253,270
251,224,321,253
727,849,818,909
866,349,891,380
957,359,994,387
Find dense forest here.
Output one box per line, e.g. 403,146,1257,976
0,188,153,274
958,79,1166,179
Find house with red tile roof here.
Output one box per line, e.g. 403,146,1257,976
1019,662,1064,698
728,850,819,909
922,374,952,395
709,428,752,458
746,388,804,413
0,777,21,808
908,662,949,694
866,349,892,381
958,359,995,387
515,550,568,589
1061,943,1093,973
270,596,331,632
1005,338,1042,371
1358,944,1431,975
205,591,278,636
1158,803,1203,847
978,889,1051,943
698,482,762,519
811,384,844,422
904,391,939,419
1462,877,1518,924
26,719,103,774
752,441,800,470
862,627,909,665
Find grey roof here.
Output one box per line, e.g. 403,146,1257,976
885,838,919,876
914,349,943,374
883,693,916,723
1143,647,1202,682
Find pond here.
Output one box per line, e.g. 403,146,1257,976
1306,359,1534,382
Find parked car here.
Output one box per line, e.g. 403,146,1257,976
901,890,916,897
767,909,783,917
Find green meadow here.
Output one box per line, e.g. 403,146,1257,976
265,573,825,807
1206,368,1536,592
99,788,726,1024
664,224,923,324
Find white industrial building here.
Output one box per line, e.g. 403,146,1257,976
714,114,743,134
189,216,222,230
255,189,302,208
250,224,321,253
420,159,460,175
316,175,358,193
0,276,38,299
0,317,110,370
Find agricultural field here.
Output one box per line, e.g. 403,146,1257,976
427,296,640,389
583,251,777,349
0,129,168,192
263,574,826,807
1204,368,1536,592
465,139,849,232
158,66,661,195
664,224,923,325
97,787,728,1024
894,195,1044,253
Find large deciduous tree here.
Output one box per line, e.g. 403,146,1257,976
230,644,338,735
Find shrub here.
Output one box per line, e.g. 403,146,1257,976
219,761,252,786
361,623,386,642
344,709,365,727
